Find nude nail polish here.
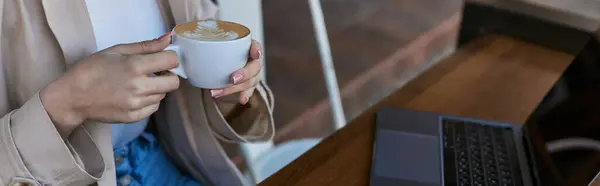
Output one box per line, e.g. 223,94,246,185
232,74,243,84
156,32,171,41
211,89,223,97
242,96,249,105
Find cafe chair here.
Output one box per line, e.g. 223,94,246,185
546,137,600,185
218,0,346,184
546,137,600,153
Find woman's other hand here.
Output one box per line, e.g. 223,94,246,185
41,33,179,137
210,40,263,105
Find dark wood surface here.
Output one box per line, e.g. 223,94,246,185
258,35,577,186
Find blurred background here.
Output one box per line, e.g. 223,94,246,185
217,0,600,184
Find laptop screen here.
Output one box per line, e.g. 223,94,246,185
524,35,600,186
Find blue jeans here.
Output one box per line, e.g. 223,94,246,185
113,132,202,186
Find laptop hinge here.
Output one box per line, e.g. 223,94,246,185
522,127,542,186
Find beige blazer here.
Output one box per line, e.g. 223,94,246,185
0,0,274,186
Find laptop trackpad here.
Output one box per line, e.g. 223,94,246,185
374,130,441,184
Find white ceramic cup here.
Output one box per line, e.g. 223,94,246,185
164,20,252,89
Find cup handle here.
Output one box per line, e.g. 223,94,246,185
164,45,188,79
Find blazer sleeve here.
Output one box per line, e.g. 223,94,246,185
0,93,105,186
205,81,275,143
168,0,275,143
168,0,219,24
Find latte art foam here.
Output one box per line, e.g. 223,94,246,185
182,20,239,41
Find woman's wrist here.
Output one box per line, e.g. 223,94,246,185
40,76,85,138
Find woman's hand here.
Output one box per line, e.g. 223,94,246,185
41,33,179,137
209,40,263,105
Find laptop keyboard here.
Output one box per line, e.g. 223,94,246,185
442,119,523,186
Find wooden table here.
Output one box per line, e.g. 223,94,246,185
258,35,580,186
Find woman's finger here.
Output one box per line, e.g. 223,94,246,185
139,93,166,108
238,87,256,105
249,40,262,60
122,102,161,123
211,77,259,98
124,93,165,110
230,58,261,85
143,73,180,94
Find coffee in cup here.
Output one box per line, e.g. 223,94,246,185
174,20,249,41
165,20,252,89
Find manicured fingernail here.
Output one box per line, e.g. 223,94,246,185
241,96,249,105
257,50,262,59
232,73,243,84
211,89,223,97
157,32,171,41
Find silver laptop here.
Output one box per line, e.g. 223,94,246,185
370,37,600,186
